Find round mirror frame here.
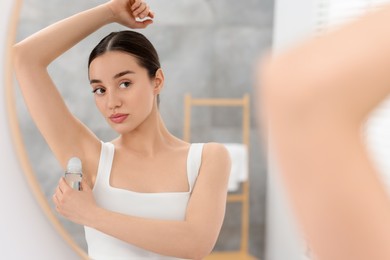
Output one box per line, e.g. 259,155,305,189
5,1,88,258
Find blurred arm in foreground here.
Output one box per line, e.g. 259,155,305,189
259,4,390,260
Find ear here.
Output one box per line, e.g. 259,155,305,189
153,68,164,95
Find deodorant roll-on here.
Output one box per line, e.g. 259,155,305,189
65,157,82,190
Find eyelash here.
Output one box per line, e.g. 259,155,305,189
92,88,105,95
119,81,132,89
92,81,132,95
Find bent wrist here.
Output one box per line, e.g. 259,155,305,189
98,3,117,25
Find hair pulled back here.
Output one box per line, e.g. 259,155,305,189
89,31,161,104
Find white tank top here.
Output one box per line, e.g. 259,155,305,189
84,141,204,260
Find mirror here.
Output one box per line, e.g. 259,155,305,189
4,0,87,258
14,0,271,258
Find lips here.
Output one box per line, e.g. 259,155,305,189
109,113,129,124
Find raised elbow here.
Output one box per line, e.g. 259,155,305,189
13,43,46,71
12,44,24,70
13,44,32,71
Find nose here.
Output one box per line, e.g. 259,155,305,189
107,89,122,111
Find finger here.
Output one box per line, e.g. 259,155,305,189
148,10,155,19
55,183,63,194
59,177,71,192
54,185,65,203
52,193,59,207
54,204,62,214
133,3,147,18
131,0,142,12
56,185,62,196
81,179,91,192
52,194,57,204
138,4,150,19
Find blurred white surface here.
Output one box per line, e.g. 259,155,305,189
224,143,248,192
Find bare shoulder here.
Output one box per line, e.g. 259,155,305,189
201,142,231,169
192,142,230,193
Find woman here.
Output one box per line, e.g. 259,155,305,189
13,0,230,259
260,3,390,260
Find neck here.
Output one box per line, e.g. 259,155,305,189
115,105,179,156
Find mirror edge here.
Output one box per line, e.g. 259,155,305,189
5,1,88,258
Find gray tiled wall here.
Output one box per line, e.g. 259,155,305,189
15,0,274,259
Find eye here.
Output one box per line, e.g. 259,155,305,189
119,81,132,89
92,87,106,95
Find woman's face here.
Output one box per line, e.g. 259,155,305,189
88,51,159,134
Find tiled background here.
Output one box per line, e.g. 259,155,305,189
15,0,274,258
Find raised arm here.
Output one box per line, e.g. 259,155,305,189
13,0,153,172
260,4,390,260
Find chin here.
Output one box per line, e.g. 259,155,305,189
110,123,137,135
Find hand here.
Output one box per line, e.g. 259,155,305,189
106,0,154,29
52,177,97,226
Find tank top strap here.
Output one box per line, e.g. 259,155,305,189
94,141,115,188
187,143,205,193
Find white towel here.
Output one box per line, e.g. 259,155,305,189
223,143,249,192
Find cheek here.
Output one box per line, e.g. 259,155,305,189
94,97,105,114
133,83,155,104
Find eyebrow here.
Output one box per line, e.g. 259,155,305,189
90,70,135,84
